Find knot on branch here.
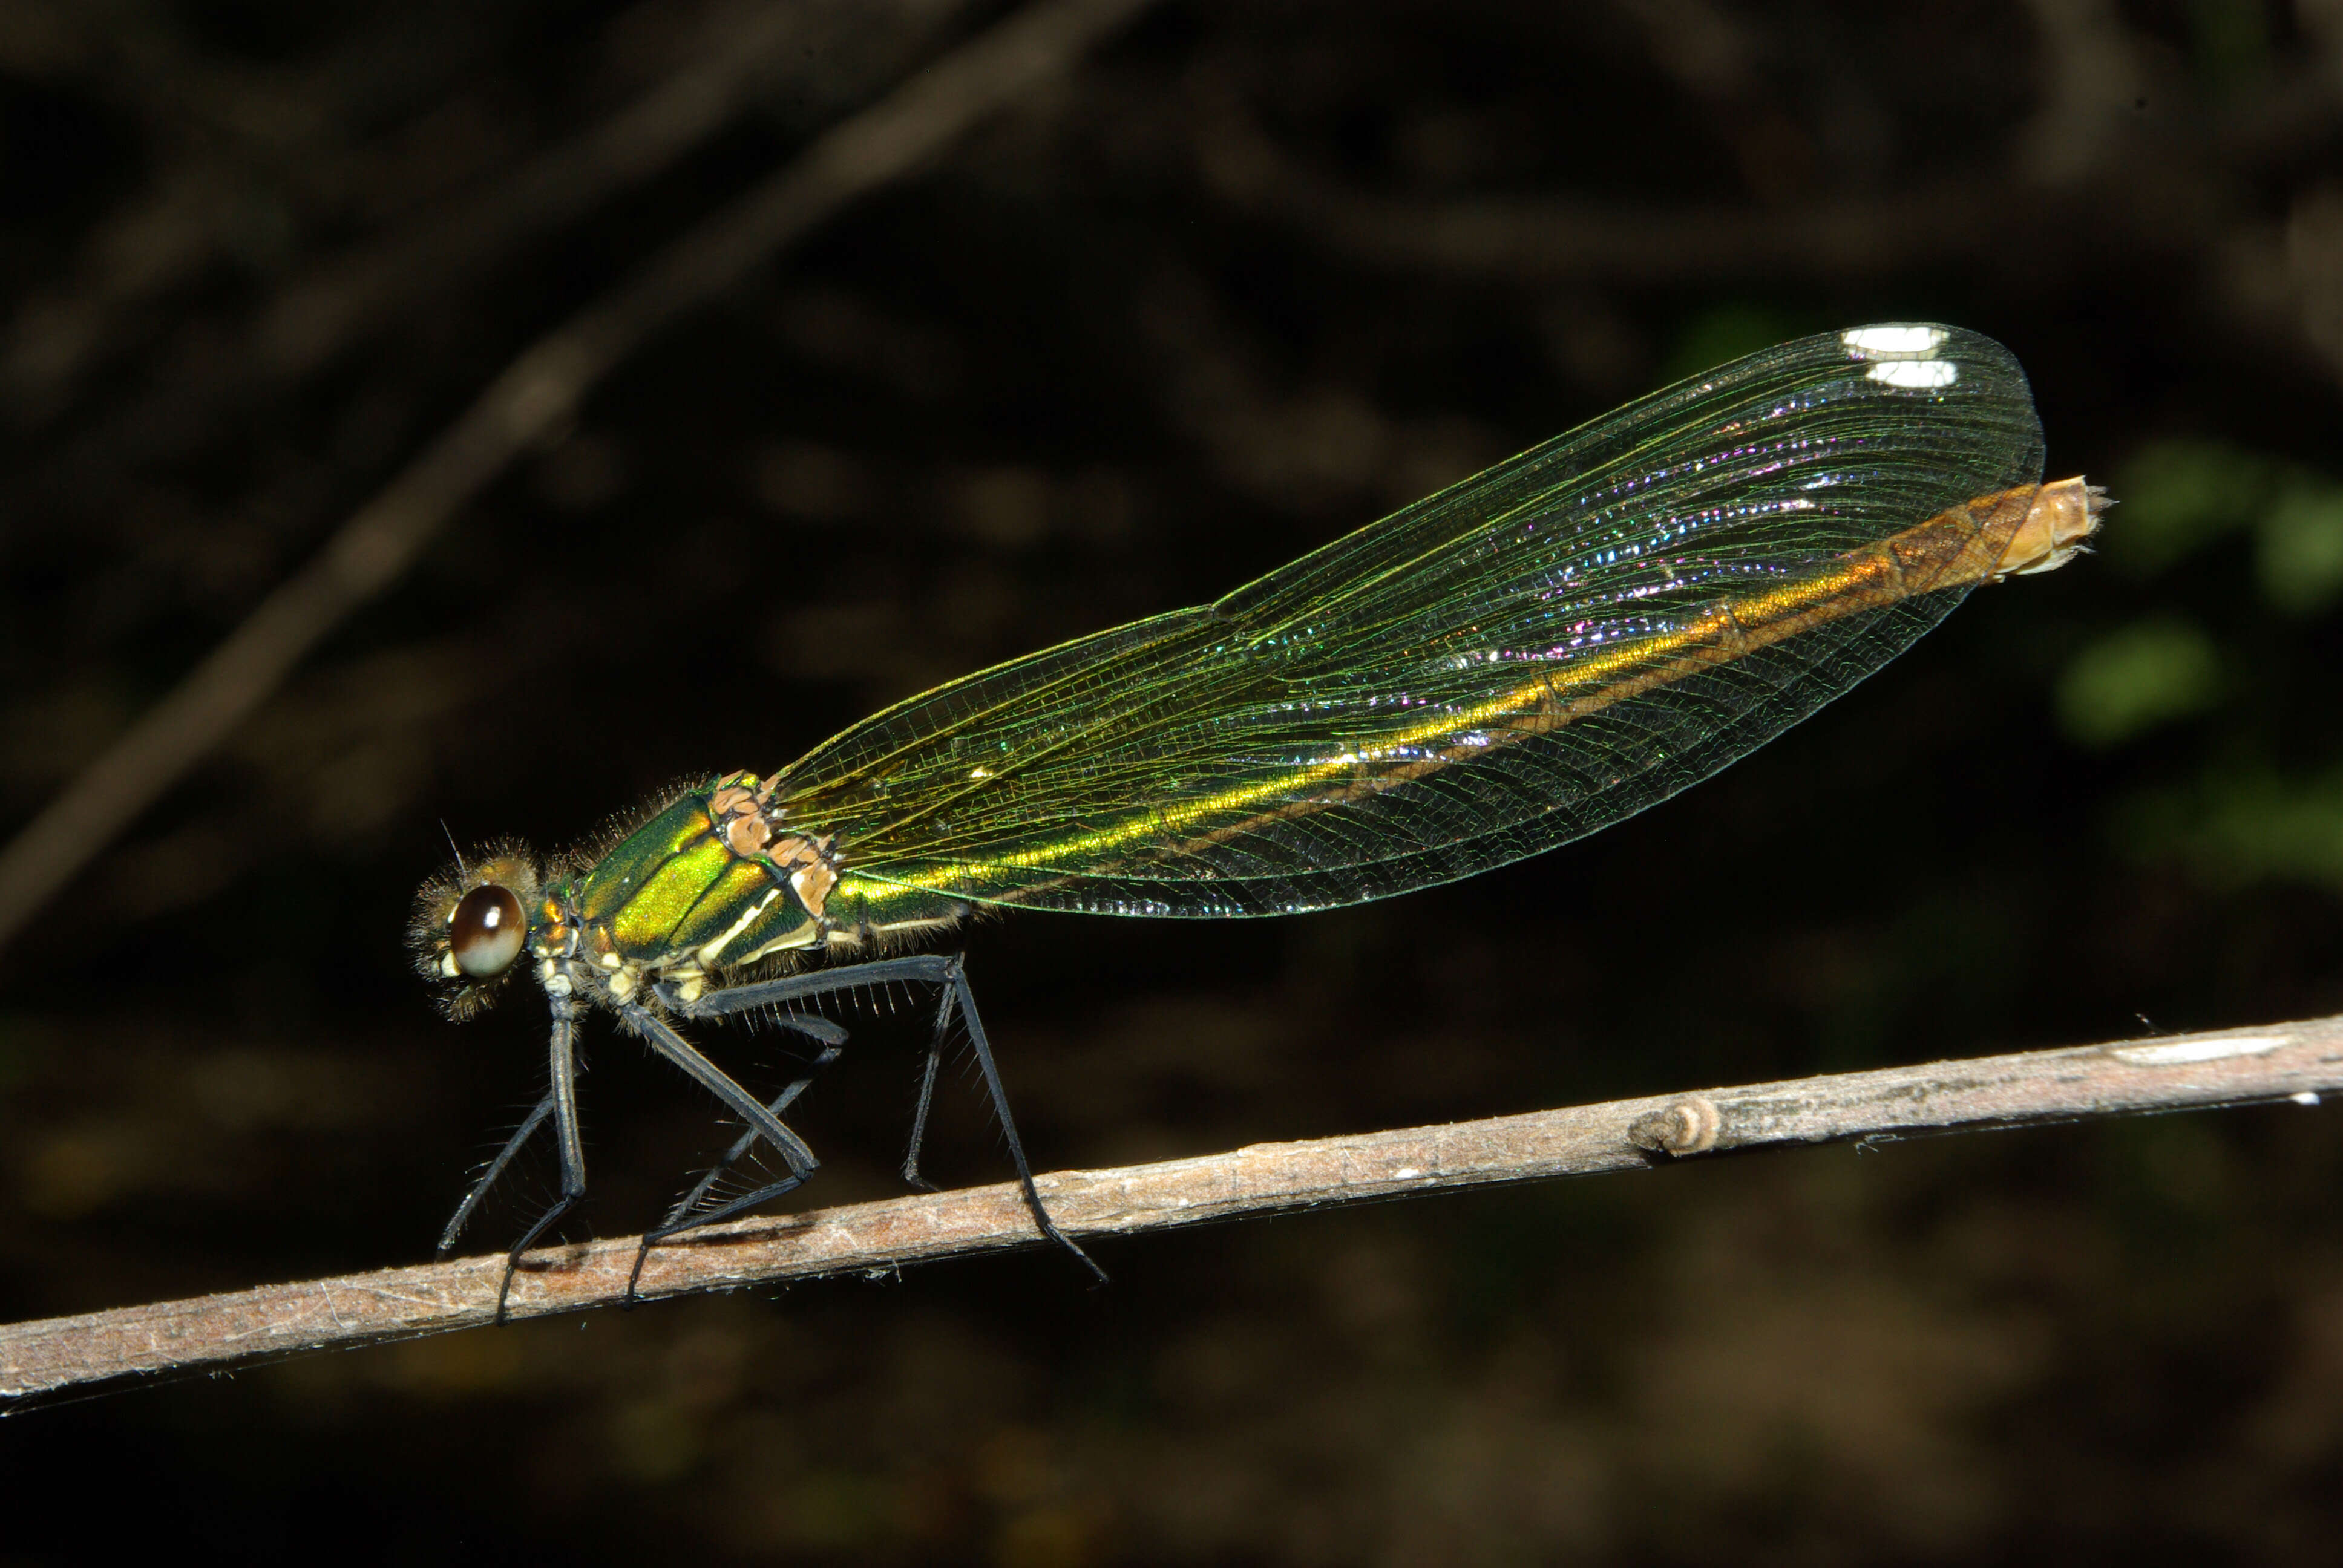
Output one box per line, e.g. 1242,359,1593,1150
1627,1095,1722,1157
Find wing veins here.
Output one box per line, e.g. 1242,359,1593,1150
859,482,2025,901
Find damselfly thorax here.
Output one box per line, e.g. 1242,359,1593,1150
418,771,966,1012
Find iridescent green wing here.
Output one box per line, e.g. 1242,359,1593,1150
773,325,2044,917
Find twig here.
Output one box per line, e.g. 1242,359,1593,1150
1183,70,2336,287
19,0,967,439
0,0,1159,956
5,1012,2337,1402
1194,102,2020,284
248,0,955,387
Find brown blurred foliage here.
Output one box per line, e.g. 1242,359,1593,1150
4,0,2343,1561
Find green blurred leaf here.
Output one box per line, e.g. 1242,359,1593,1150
2104,439,2278,576
2255,480,2343,614
2116,764,2343,890
2055,618,2223,748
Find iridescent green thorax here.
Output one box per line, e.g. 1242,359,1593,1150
571,774,828,975
412,770,978,1020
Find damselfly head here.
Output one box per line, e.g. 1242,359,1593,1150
410,846,543,1019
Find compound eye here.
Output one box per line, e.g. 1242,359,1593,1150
448,884,526,978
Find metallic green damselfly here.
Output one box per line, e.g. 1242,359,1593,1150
414,324,2104,1315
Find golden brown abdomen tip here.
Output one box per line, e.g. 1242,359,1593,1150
1993,475,2109,581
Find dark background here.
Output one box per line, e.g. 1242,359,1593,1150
4,0,2342,1561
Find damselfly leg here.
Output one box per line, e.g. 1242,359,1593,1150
441,954,1099,1322
624,1028,844,1304
437,1098,551,1259
485,979,588,1324
441,969,842,1323
657,953,1106,1287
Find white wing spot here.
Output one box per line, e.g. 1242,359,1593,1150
1841,325,1949,356
1867,360,1959,389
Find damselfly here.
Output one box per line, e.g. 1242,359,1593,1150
414,324,2105,1316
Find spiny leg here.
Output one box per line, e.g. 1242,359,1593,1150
635,1007,846,1225
664,958,945,1199
494,979,588,1324
935,955,1107,1284
661,953,976,1017
611,998,831,1298
672,953,1105,1284
448,1010,842,1282
625,1034,845,1304
655,1012,846,1230
616,998,824,1178
439,1096,553,1257
900,1009,945,1194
